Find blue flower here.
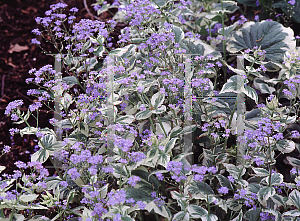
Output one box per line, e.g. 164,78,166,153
288,0,296,5
218,186,229,194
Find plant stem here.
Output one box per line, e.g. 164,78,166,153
221,0,227,81
222,97,238,153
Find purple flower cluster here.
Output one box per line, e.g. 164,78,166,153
5,100,23,116
260,212,275,220
234,189,257,208
120,0,161,27
107,189,126,206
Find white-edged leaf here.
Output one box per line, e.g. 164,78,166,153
288,189,300,210
227,20,295,67
19,194,38,203
252,167,269,177
242,86,258,103
276,139,296,154
216,174,233,191
187,205,207,218
257,186,275,207
266,173,283,186
116,115,135,125
135,110,153,120
172,211,189,221
173,25,184,43
286,156,300,168
151,92,165,109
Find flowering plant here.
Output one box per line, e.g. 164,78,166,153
2,1,300,221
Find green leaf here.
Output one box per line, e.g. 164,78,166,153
243,86,258,103
185,182,214,200
271,194,286,207
212,2,239,13
151,92,165,109
62,76,78,87
258,186,275,207
288,190,300,210
219,75,244,94
116,115,135,125
187,205,207,219
135,110,153,120
276,139,296,154
38,134,56,151
247,183,261,193
266,173,283,186
179,38,221,59
244,208,261,221
252,167,269,177
286,156,300,168
131,169,160,191
272,0,300,23
31,149,49,163
169,126,182,138
172,25,184,43
216,174,233,191
227,198,242,211
232,210,243,221
172,211,189,221
164,138,178,154
253,78,275,94
182,125,197,135
223,163,246,180
157,152,170,168
19,194,38,203
215,153,228,164
282,210,300,218
227,21,295,67
93,46,105,57
145,201,172,221
200,214,218,221
218,21,239,38
121,216,135,221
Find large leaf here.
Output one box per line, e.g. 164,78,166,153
216,174,233,191
185,182,214,200
223,163,246,180
244,208,261,221
252,167,269,177
286,156,300,168
212,2,239,13
38,134,56,150
257,186,275,207
151,92,165,109
187,205,208,219
276,139,296,154
145,201,172,221
266,173,283,186
227,21,295,66
31,149,49,163
172,211,189,221
172,25,184,43
179,38,221,60
288,189,300,210
253,78,276,94
135,110,153,120
242,86,258,103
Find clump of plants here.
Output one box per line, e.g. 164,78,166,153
2,0,300,220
